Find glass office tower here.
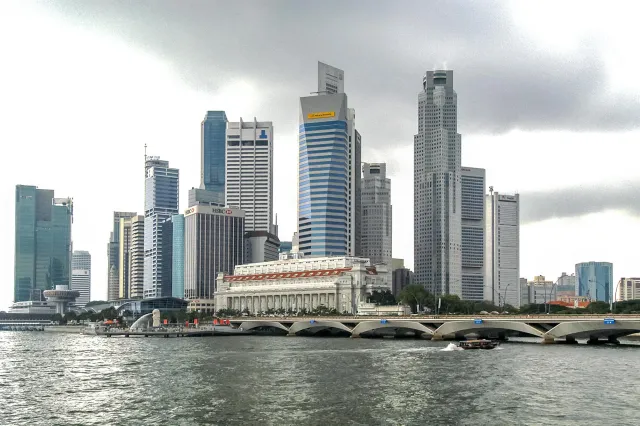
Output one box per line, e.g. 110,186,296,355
201,111,228,204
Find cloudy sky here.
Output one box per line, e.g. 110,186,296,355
2,0,639,309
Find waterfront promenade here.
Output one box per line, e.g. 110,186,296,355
229,314,640,343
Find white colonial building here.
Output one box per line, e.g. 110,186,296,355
214,256,389,314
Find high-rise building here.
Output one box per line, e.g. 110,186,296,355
160,217,174,298
556,272,577,298
244,231,280,264
71,250,91,307
188,187,223,208
526,275,555,305
14,185,73,302
171,214,185,299
129,215,145,299
618,277,640,301
225,118,275,234
118,217,134,299
361,163,392,286
485,191,520,308
392,268,414,299
298,62,360,257
461,167,486,301
107,211,136,300
184,205,244,299
144,156,179,298
575,261,613,302
318,61,344,95
201,111,228,204
414,70,462,297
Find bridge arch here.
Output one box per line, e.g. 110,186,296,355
432,320,545,340
237,321,290,333
351,320,434,338
288,321,353,336
545,320,640,340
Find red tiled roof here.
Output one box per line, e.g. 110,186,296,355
225,267,378,282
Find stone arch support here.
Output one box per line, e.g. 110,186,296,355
545,320,640,340
288,321,353,336
237,321,290,333
432,320,545,340
350,320,434,337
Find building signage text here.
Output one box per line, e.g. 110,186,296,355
307,111,335,119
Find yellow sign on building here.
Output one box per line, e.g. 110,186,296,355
307,111,335,119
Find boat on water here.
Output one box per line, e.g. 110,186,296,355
457,339,499,350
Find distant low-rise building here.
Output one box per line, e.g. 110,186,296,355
556,272,576,299
618,277,640,301
526,276,555,305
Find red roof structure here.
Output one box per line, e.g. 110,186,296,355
225,267,378,282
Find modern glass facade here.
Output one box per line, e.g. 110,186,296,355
201,111,227,204
298,94,349,257
575,261,613,302
14,185,73,302
172,214,185,299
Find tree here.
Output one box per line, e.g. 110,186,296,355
399,285,430,312
51,313,63,325
100,307,118,321
64,311,77,323
369,290,396,306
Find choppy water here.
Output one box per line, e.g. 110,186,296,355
1,333,639,425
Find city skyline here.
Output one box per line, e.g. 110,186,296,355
3,1,640,309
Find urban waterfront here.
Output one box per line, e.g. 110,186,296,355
1,333,639,425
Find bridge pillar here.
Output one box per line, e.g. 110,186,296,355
497,332,509,341
587,336,604,345
608,336,621,345
565,336,578,344
431,334,443,341
542,336,555,344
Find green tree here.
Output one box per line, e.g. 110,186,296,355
369,290,396,306
51,313,63,325
64,311,77,323
399,285,430,313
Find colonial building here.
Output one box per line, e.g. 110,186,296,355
214,256,388,314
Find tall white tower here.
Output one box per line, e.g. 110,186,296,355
225,118,275,234
414,70,462,296
461,167,486,300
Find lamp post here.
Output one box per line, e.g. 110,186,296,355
502,284,511,312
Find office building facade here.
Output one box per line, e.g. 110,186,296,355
556,272,577,298
118,217,134,299
244,231,280,264
414,70,462,297
361,163,392,287
161,218,174,298
618,277,640,301
201,111,228,204
225,118,275,233
144,157,179,298
392,268,414,299
129,215,145,298
107,211,136,301
460,167,485,301
71,250,91,307
485,192,520,308
575,261,613,302
14,185,73,302
184,205,244,299
171,214,185,299
298,62,360,257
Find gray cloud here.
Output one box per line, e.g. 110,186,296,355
521,182,640,224
45,0,640,149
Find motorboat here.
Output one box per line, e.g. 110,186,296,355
457,339,499,350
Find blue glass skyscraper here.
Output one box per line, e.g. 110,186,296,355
171,214,185,298
576,261,613,302
201,111,227,204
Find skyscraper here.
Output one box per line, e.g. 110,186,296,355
201,111,228,204
118,217,133,299
414,70,462,296
144,156,179,298
129,215,145,299
485,191,520,308
71,250,91,307
14,185,73,302
298,62,360,257
461,167,486,301
575,261,613,302
225,118,275,234
361,163,392,286
171,214,185,299
107,211,136,300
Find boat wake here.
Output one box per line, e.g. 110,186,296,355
440,343,463,352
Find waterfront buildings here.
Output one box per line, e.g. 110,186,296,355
14,185,73,303
279,241,293,253
391,267,414,299
575,261,613,302
460,167,486,301
144,156,179,298
225,118,276,234
201,111,228,204
244,231,280,264
184,205,245,299
71,250,91,307
414,70,462,297
118,217,134,299
298,62,360,257
525,276,556,305
171,214,185,299
107,211,136,300
361,163,392,287
618,277,640,301
160,218,175,298
214,256,388,314
129,215,145,299
188,187,222,207
556,272,577,298
485,191,520,308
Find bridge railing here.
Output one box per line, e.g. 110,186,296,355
228,314,640,321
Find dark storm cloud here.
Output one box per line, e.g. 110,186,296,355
46,0,640,143
521,183,640,224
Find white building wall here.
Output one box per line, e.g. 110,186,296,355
71,250,91,307
225,119,274,234
461,167,485,301
129,215,145,299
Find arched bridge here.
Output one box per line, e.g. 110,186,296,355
230,315,640,343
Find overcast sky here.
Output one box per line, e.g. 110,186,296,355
2,0,640,309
